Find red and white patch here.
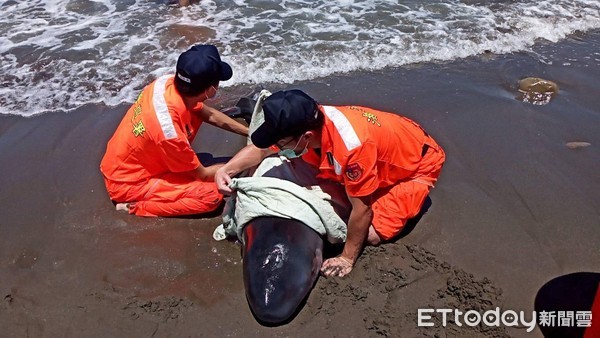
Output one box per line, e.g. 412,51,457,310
345,163,363,181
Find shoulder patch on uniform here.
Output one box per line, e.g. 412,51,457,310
346,163,363,182
362,112,381,126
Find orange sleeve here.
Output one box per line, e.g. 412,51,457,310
158,138,200,173
188,104,205,141
158,116,201,173
343,141,378,197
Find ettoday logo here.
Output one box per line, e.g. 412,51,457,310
417,308,592,333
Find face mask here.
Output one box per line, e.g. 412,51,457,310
202,85,217,101
278,136,308,159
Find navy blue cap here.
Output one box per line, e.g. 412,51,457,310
175,44,232,92
251,89,319,149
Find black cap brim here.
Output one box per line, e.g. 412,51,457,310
219,62,233,81
250,122,280,149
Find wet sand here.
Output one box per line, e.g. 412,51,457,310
1,31,599,337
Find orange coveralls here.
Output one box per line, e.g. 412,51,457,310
302,105,445,240
100,75,222,217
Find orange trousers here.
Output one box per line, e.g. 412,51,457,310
371,143,445,240
104,172,223,217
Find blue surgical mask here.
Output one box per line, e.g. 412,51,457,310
278,136,308,159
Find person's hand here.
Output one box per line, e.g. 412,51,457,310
321,256,353,277
215,168,233,195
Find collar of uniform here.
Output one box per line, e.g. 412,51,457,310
165,76,196,129
190,100,203,112
168,75,204,113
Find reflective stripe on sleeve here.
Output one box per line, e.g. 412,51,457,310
323,106,361,151
152,75,177,140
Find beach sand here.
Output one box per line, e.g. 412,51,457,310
1,31,598,337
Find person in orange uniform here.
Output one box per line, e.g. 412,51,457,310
215,89,445,277
101,44,248,217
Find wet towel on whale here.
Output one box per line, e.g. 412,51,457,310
216,156,348,244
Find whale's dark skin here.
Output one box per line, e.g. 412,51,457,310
242,217,323,325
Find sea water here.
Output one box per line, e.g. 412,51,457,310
0,0,598,116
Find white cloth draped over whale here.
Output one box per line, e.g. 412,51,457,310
214,90,350,244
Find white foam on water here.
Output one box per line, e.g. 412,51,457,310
0,0,599,116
